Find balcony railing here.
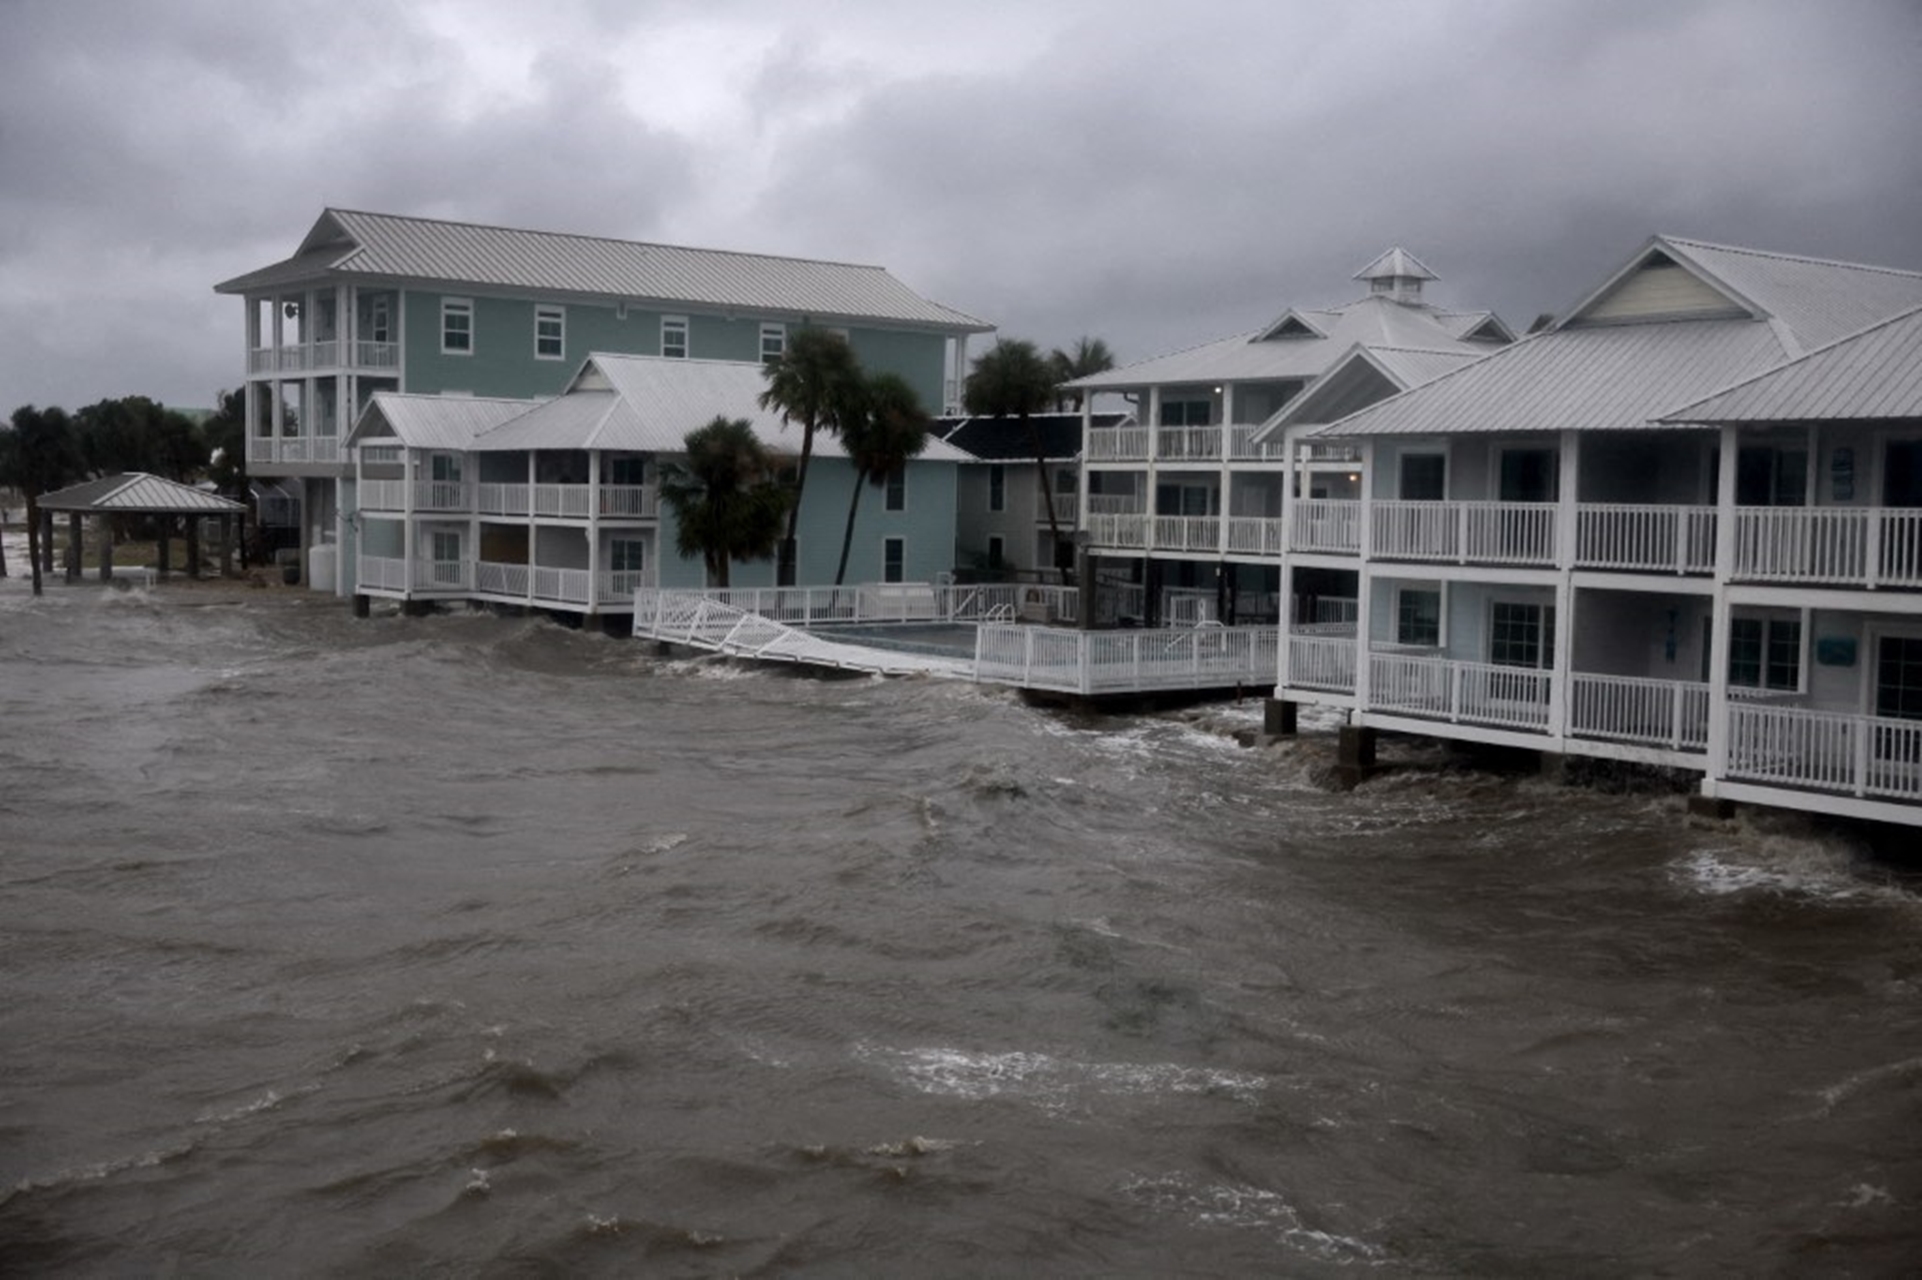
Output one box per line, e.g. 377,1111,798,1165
1569,673,1709,751
1369,653,1553,730
1732,507,1922,588
1155,426,1223,462
248,436,342,467
1036,491,1079,524
1291,499,1362,553
357,479,473,513
1728,703,1922,801
472,483,660,520
1086,494,1146,516
974,624,1279,695
1087,427,1150,461
1225,516,1285,556
1285,633,1357,693
1153,515,1220,553
1228,426,1290,461
1577,504,1716,574
1086,512,1149,549
1374,500,1558,565
246,340,397,374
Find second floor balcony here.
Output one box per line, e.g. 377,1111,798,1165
356,481,660,520
246,340,400,375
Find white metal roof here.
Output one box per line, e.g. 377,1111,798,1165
217,209,991,333
37,472,247,513
1069,294,1507,390
349,393,537,449
1264,344,1493,431
1354,247,1438,283
1661,304,1922,425
469,354,971,461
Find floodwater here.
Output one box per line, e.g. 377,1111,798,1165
2,572,1919,1277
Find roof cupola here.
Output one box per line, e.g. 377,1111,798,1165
1354,247,1437,304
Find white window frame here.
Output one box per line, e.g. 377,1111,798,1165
534,305,565,360
367,294,391,344
1393,583,1445,649
760,323,786,363
662,315,689,359
610,537,647,574
430,529,462,563
441,298,474,356
1487,596,1556,671
882,535,905,584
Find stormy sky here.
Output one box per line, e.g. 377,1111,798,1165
3,0,1918,413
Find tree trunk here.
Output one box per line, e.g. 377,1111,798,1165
834,473,866,587
1027,411,1065,580
780,420,817,585
25,494,42,596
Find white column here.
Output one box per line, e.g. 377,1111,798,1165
1705,424,1739,787
587,450,602,611
1353,439,1376,717
402,449,417,595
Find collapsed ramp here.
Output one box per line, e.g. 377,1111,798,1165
632,588,976,679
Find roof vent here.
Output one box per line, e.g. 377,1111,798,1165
1354,247,1438,304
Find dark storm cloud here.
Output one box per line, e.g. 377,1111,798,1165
1,0,1917,410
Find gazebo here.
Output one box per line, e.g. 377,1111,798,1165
33,473,248,583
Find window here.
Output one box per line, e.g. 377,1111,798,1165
1159,399,1211,426
885,465,906,511
988,464,1006,512
367,295,391,344
430,453,461,483
535,305,564,360
431,530,461,563
662,316,688,359
610,538,647,573
1396,587,1442,647
441,298,473,355
607,456,647,486
1735,446,1808,506
760,324,786,362
1499,448,1557,503
1877,635,1922,720
987,535,1004,569
1490,601,1554,669
1399,452,1446,501
883,536,905,583
1729,616,1801,691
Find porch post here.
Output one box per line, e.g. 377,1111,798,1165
402,448,417,596
1556,429,1579,571
1277,556,1294,690
526,451,538,604
1550,580,1575,743
1353,440,1375,716
1705,424,1740,787
1279,427,1298,554
97,513,113,580
185,514,201,577
587,450,602,612
64,512,82,582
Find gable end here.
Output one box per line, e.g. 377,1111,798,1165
1569,250,1750,326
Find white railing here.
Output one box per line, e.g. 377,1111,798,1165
1086,512,1150,549
1153,515,1220,553
248,436,343,467
1733,507,1922,588
1036,491,1079,524
415,480,468,512
354,341,399,368
1577,504,1715,573
1568,674,1709,751
1228,425,1290,461
1300,442,1362,463
416,559,468,591
477,483,529,516
1372,501,1557,565
1225,516,1285,556
1087,494,1146,515
602,569,654,602
1369,653,1553,730
1728,704,1922,801
600,485,660,518
1154,426,1223,462
534,484,593,519
358,478,407,511
475,560,530,596
534,566,592,604
1291,499,1361,554
1304,596,1358,627
357,555,407,591
1086,427,1150,461
974,625,1279,694
1163,589,1216,626
1285,633,1357,692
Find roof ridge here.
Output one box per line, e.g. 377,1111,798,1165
1663,300,1922,416
329,207,893,275
1660,234,1922,280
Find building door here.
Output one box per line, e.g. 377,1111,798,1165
1498,448,1557,502
1399,452,1446,501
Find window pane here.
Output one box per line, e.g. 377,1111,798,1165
1397,589,1440,646
1728,617,1762,687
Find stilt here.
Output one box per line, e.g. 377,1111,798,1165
39,510,55,574
1263,697,1298,738
1336,725,1378,790
1538,751,1569,784
352,593,370,619
97,513,113,580
157,521,172,580
65,512,82,582
185,518,201,578
1687,794,1736,822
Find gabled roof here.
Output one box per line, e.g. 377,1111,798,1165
937,412,1127,462
1069,293,1508,390
1264,344,1495,432
1354,247,1437,284
1313,236,1922,439
348,393,536,449
217,208,991,333
465,353,970,461
37,473,246,514
1661,304,1922,425
1254,309,1326,341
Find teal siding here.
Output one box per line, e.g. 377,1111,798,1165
401,290,951,411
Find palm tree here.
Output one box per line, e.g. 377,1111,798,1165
658,416,791,589
834,372,930,586
5,405,83,596
1048,336,1116,410
963,339,1068,573
758,328,865,585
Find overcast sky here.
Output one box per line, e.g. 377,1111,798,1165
3,0,1919,412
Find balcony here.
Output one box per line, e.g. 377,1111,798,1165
1036,491,1079,524
1569,673,1709,751
473,483,660,520
1152,515,1220,553
1225,516,1285,556
1291,499,1362,554
1086,427,1150,462
1373,501,1558,565
1732,507,1922,589
248,436,342,467
359,479,469,513
1577,505,1715,574
246,340,399,375
1728,703,1922,801
1369,652,1554,731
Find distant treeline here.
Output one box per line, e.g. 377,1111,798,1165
3,390,248,503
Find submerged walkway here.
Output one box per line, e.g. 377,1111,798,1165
632,586,1280,695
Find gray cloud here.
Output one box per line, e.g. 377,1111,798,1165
1,0,1918,412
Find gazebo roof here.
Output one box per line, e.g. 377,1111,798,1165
36,473,247,514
